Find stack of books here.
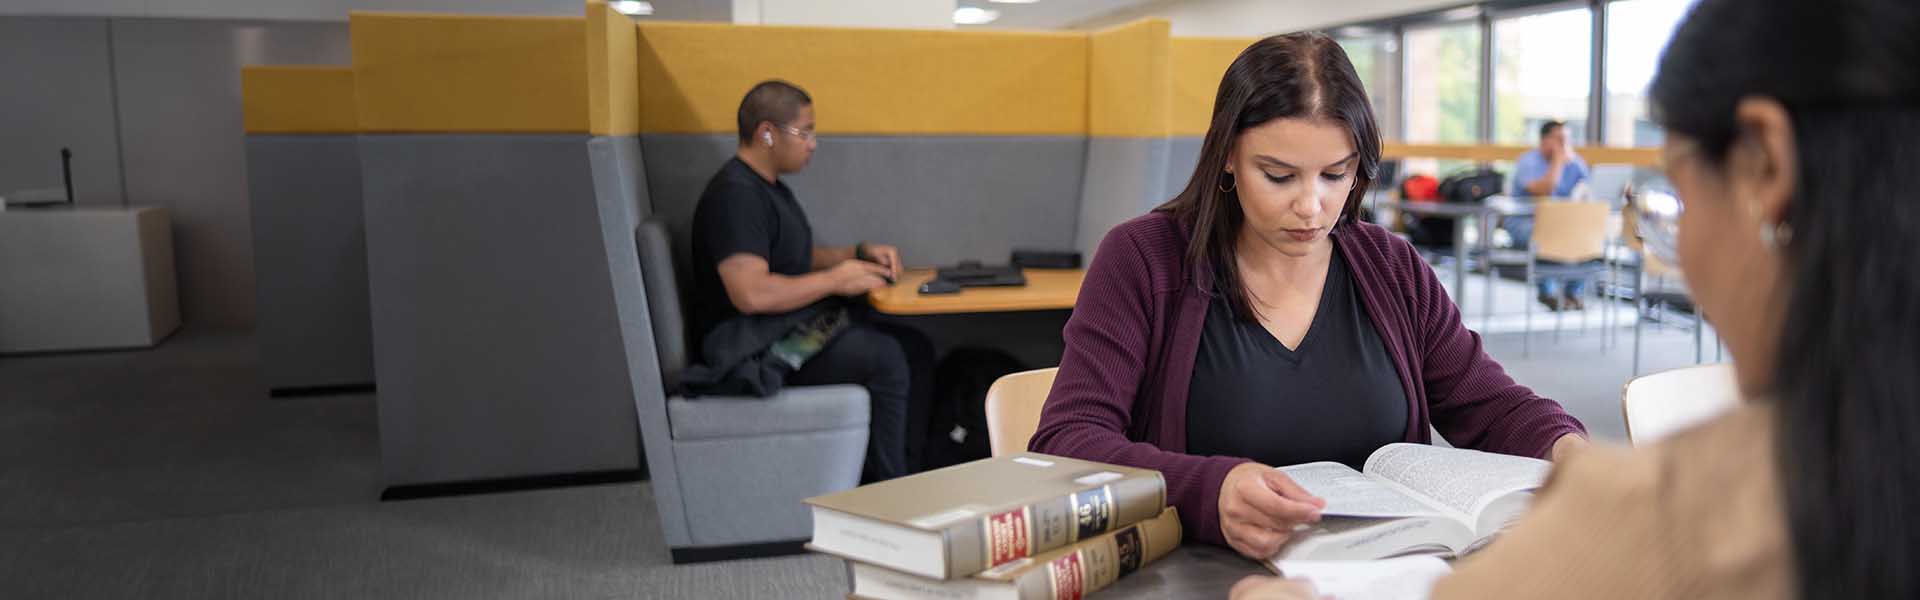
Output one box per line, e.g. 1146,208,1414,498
805,453,1178,600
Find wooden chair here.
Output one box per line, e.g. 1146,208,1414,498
983,368,1059,457
1621,363,1741,445
1523,201,1611,355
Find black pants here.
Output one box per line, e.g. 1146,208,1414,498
788,322,930,483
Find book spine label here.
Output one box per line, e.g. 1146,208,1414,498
953,472,1167,578
1027,509,1180,600
984,506,1033,566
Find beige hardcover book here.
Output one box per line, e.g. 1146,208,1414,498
806,453,1167,580
848,508,1182,600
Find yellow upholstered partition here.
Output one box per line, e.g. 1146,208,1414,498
635,22,1087,136
350,12,588,133
242,66,359,134
1169,37,1254,137
1087,19,1171,138
586,1,639,136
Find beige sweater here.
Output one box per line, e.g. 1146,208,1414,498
1433,406,1795,599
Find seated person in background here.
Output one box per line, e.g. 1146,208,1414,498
691,79,919,483
1234,0,1919,597
1026,32,1587,562
1504,120,1592,311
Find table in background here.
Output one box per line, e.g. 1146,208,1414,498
1379,197,1535,328
868,268,1084,316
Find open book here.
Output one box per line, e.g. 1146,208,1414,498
1267,443,1550,564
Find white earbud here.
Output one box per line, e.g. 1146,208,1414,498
764,131,773,146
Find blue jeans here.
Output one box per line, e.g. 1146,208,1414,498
1502,216,1589,299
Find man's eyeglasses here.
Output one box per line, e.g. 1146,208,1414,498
780,125,816,142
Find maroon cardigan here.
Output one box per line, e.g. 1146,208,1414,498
1028,211,1586,547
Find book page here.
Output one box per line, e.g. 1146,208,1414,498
1275,556,1452,600
1279,462,1441,519
1271,515,1471,562
1362,444,1549,522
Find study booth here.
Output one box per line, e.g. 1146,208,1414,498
236,5,1231,559
239,4,1672,580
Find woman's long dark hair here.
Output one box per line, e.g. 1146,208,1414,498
1651,1,1920,596
1157,32,1382,321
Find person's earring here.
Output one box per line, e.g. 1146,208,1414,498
1217,171,1236,193
1760,220,1793,250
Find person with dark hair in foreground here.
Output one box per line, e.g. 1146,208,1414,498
1026,32,1587,562
690,79,924,483
1233,0,1920,597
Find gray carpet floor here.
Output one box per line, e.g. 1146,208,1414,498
0,284,1721,598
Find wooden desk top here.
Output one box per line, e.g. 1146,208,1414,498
867,268,1084,315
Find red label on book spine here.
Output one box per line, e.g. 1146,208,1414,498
1048,551,1085,600
985,507,1032,566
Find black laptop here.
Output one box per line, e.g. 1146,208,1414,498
934,261,1026,288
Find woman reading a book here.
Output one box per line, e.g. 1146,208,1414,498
1234,0,1920,597
1027,31,1589,562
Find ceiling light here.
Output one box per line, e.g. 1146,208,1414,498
990,0,1041,4
611,0,653,16
953,6,1001,25
1440,6,1482,20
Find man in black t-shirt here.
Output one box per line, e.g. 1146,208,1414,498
689,80,917,482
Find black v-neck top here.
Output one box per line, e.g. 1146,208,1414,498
1184,244,1409,470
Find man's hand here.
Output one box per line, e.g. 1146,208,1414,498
1230,576,1322,600
1218,462,1325,560
860,243,902,280
828,259,891,296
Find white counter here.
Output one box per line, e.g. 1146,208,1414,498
0,207,180,353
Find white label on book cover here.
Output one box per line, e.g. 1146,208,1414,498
1014,457,1055,468
1073,471,1123,486
909,507,979,529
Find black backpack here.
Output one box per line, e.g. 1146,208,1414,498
920,347,1027,470
1437,168,1505,204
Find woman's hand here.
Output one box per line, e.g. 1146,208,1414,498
1230,576,1323,600
1218,462,1326,560
1550,433,1588,462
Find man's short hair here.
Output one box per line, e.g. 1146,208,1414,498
736,80,812,144
1538,120,1566,140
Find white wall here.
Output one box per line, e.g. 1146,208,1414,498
732,0,955,29
1075,0,1464,36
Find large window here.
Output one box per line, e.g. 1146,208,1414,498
1336,34,1402,140
1492,6,1591,145
1605,0,1696,147
1403,22,1482,145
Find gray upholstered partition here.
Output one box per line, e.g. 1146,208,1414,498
640,134,1086,269
1075,136,1173,261
1165,136,1205,203
246,135,374,392
359,134,641,489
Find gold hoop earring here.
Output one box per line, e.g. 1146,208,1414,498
1218,172,1236,193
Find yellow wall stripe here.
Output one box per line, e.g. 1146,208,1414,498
350,12,588,134
636,22,1087,136
586,1,640,136
1169,37,1253,137
1385,143,1659,166
1087,19,1171,138
242,66,358,134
